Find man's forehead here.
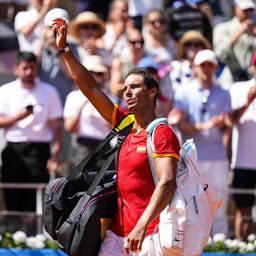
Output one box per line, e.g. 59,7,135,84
124,74,143,85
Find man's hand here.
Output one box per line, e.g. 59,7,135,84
47,154,60,174
247,85,256,106
124,222,147,254
52,18,68,49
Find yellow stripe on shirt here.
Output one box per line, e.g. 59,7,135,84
153,153,180,161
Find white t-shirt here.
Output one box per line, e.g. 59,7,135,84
0,79,63,142
63,90,111,140
230,78,256,170
14,8,43,52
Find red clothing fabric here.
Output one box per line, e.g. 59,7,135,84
111,105,180,237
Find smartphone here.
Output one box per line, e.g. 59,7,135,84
26,105,34,112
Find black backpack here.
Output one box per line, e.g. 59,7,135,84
43,114,134,256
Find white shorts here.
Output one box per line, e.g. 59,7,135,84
98,230,157,256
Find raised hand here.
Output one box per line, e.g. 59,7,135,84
51,18,68,49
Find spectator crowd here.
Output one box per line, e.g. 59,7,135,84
0,0,255,243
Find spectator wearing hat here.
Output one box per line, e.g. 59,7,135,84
68,11,112,68
170,49,234,236
213,0,256,87
170,30,211,94
229,52,256,240
63,55,112,170
14,0,58,52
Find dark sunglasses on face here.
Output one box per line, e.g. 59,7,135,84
129,40,144,46
184,41,204,48
79,24,99,30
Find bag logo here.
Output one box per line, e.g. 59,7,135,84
172,230,184,252
204,184,209,191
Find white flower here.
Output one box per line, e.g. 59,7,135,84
238,241,247,250
213,233,226,243
25,236,45,249
12,231,27,243
207,237,213,245
224,239,233,248
248,233,256,242
35,234,46,242
246,243,255,252
230,239,240,248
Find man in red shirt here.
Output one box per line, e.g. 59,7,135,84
53,18,180,255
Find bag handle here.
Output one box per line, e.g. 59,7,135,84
67,114,134,181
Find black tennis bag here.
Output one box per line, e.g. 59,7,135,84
43,114,134,256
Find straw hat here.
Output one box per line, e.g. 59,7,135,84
82,55,107,73
176,30,211,59
68,11,106,41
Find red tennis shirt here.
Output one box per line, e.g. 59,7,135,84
111,105,180,237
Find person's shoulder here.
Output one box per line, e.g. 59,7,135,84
213,17,235,31
230,79,253,93
37,80,61,97
0,80,18,91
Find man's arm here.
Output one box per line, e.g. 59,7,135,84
125,156,178,253
232,85,256,123
0,110,32,128
52,18,114,123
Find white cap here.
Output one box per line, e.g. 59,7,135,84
194,49,218,66
235,0,255,10
82,55,107,73
44,8,70,26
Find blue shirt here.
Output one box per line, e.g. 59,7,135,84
174,79,232,161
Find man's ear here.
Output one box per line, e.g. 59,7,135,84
150,87,158,97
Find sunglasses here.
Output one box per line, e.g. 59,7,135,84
184,41,204,48
79,24,99,30
129,40,144,46
148,19,166,27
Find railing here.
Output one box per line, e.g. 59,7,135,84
0,183,48,234
0,182,255,234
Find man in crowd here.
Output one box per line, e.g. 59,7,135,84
230,52,256,241
170,49,233,236
213,0,256,86
0,51,62,232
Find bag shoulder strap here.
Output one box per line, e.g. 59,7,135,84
67,114,135,180
146,118,199,184
146,118,169,185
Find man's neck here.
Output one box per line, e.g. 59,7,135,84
21,81,36,89
198,79,213,90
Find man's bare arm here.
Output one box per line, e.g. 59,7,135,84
125,156,178,253
52,18,114,123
